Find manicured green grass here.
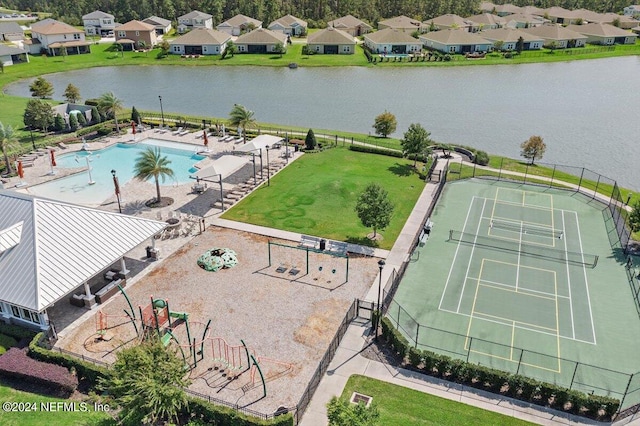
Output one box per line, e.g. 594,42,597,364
221,147,425,249
0,383,115,425
340,375,535,426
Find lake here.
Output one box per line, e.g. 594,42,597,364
6,57,640,189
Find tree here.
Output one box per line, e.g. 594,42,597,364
274,42,285,57
77,111,87,126
98,91,123,132
355,183,395,239
29,76,54,98
520,135,546,165
90,106,102,124
229,104,257,143
69,113,78,131
327,396,380,426
401,123,432,167
131,106,141,124
516,36,524,54
23,99,54,132
305,128,317,150
133,147,175,203
548,40,558,52
99,339,189,425
493,40,504,51
372,111,397,138
222,40,237,58
63,83,81,103
0,122,19,174
158,40,170,58
53,113,65,131
630,200,640,232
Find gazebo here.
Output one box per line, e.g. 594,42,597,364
0,191,166,331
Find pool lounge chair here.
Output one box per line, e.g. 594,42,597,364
57,142,68,149
172,127,183,135
178,129,190,136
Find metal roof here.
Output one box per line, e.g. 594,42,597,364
192,155,249,180
0,191,166,312
236,135,283,153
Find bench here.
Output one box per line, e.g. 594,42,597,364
95,278,125,304
327,241,348,255
300,235,319,249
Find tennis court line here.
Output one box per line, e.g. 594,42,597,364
561,211,577,340
492,198,555,213
439,196,485,312
486,218,559,248
574,211,597,345
478,281,557,302
554,258,562,373
473,310,558,332
523,190,553,210
464,260,484,351
516,221,522,291
465,276,570,300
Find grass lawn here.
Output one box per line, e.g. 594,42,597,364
221,147,425,249
340,375,535,426
0,382,115,426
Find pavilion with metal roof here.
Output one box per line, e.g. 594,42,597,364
0,190,166,330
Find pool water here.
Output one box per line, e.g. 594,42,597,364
28,139,205,205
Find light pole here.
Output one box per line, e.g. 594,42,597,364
375,259,386,341
265,146,270,186
111,169,122,213
158,95,165,128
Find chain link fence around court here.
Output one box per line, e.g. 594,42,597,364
445,157,632,255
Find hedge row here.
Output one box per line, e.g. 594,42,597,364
0,322,37,340
0,334,18,355
0,347,78,394
348,144,403,158
379,318,619,421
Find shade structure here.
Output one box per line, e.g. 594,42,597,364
17,161,24,179
191,155,249,180
49,149,56,167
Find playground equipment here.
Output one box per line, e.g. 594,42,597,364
197,247,238,272
267,240,349,286
94,283,139,341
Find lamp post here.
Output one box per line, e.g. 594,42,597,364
265,146,270,186
375,259,386,341
111,169,122,213
29,126,36,150
158,95,165,128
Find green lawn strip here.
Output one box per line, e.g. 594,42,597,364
221,148,425,249
340,375,535,426
0,383,115,426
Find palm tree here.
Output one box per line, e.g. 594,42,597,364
98,91,123,133
133,147,175,203
0,122,19,174
228,104,257,143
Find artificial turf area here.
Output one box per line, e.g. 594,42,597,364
340,375,536,426
221,147,426,250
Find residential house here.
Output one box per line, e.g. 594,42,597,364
143,16,172,35
177,10,213,34
27,19,91,56
377,15,423,32
600,13,640,29
544,7,581,25
493,4,523,16
82,10,116,36
115,20,157,51
425,14,472,32
523,24,587,48
480,28,544,50
0,44,28,66
633,25,640,35
327,15,372,36
307,27,356,54
169,28,231,55
566,22,638,44
30,18,56,30
0,22,24,41
571,9,604,24
520,6,545,17
466,14,506,32
479,2,497,13
365,28,423,54
217,14,262,36
503,13,548,29
234,28,287,53
268,14,307,36
419,29,492,53
0,190,165,330
623,5,640,17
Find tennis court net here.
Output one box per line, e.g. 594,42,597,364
490,220,563,239
449,229,598,268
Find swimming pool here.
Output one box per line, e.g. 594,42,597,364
28,139,205,205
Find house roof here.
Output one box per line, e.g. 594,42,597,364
179,10,213,20
366,28,422,43
479,2,496,12
82,10,115,20
600,13,640,25
170,28,231,45
495,4,523,15
220,14,262,28
143,16,171,27
236,135,284,153
0,44,25,56
520,6,545,16
427,14,471,28
420,29,491,45
503,13,548,25
466,13,507,27
566,22,637,37
31,20,81,35
523,24,588,40
544,6,578,20
192,155,249,180
308,27,355,44
0,22,23,34
571,9,604,22
327,14,372,30
480,27,544,43
115,20,156,32
235,28,287,44
0,191,166,312
378,15,422,30
48,40,92,48
269,14,307,29
30,18,57,29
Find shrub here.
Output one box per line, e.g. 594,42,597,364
473,150,490,165
69,113,78,131
0,333,18,355
77,111,87,126
504,51,513,58
0,323,36,340
408,347,422,367
97,125,112,136
444,54,452,61
53,113,65,132
84,98,99,106
186,397,294,425
348,144,403,158
0,347,78,394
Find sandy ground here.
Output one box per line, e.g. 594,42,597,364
54,226,379,413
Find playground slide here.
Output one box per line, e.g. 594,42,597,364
169,311,188,321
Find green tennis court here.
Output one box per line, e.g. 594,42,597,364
390,179,640,402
